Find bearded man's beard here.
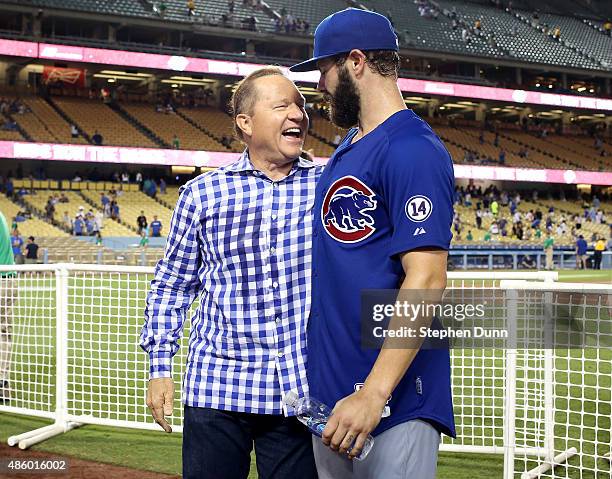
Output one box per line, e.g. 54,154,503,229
326,65,360,129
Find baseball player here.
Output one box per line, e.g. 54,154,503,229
291,8,455,478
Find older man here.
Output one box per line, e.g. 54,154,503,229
140,67,321,479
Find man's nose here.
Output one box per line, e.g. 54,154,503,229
317,74,325,92
288,104,305,121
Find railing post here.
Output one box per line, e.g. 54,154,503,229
55,266,69,428
502,285,519,479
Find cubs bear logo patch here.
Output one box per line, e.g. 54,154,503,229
321,176,378,243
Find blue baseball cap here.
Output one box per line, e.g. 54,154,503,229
289,8,398,72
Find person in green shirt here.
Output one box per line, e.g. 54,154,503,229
0,211,16,403
490,200,499,217
466,230,473,241
543,232,554,270
534,228,542,239
484,231,491,241
139,230,149,249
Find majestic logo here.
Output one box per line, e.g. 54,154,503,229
413,227,427,236
321,176,378,243
405,195,433,222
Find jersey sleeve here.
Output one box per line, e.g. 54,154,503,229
381,132,454,258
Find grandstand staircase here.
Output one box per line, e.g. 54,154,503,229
513,11,605,69
308,128,335,148
174,109,227,148
425,1,512,58
12,195,71,235
77,191,138,234
1,111,32,142
497,131,580,170
45,97,92,144
153,193,174,210
107,101,169,148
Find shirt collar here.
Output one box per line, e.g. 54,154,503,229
224,149,318,174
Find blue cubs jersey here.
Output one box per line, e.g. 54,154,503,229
308,109,456,438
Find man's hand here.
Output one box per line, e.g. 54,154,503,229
321,387,387,460
146,377,174,433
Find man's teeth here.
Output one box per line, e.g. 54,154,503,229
283,128,301,135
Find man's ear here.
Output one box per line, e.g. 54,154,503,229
346,49,367,77
235,113,252,138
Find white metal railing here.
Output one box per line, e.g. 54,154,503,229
0,265,609,479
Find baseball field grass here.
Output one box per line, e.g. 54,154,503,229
0,269,609,478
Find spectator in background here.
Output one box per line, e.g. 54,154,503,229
62,211,71,230
45,196,55,220
85,215,96,236
0,210,15,403
520,255,536,269
92,130,103,145
474,19,482,33
228,0,234,13
543,232,554,270
575,235,588,270
11,230,24,264
159,177,167,194
70,124,79,138
498,149,505,165
73,216,84,236
490,199,499,217
110,201,120,220
187,0,195,16
593,236,605,269
466,230,473,241
173,134,180,149
150,215,162,237
604,20,611,36
139,230,149,249
552,27,561,40
24,236,38,264
137,211,148,235
476,209,483,229
332,133,341,146
95,210,104,231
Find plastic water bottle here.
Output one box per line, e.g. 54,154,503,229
284,391,374,461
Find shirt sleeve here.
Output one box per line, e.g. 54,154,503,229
381,132,454,259
140,185,202,378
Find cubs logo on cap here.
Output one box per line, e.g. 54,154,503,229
321,176,378,243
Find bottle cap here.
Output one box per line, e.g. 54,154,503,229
283,390,299,409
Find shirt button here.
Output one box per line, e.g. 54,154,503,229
271,214,277,220
277,351,284,358
276,316,281,323
270,247,276,254
272,281,279,289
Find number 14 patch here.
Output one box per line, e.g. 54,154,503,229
405,195,433,222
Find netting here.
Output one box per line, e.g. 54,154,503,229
0,270,56,419
1,266,609,479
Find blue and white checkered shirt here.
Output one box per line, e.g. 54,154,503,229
140,151,322,415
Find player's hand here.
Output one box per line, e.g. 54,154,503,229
146,377,174,433
321,387,387,459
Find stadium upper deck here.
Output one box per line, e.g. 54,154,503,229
3,0,611,73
